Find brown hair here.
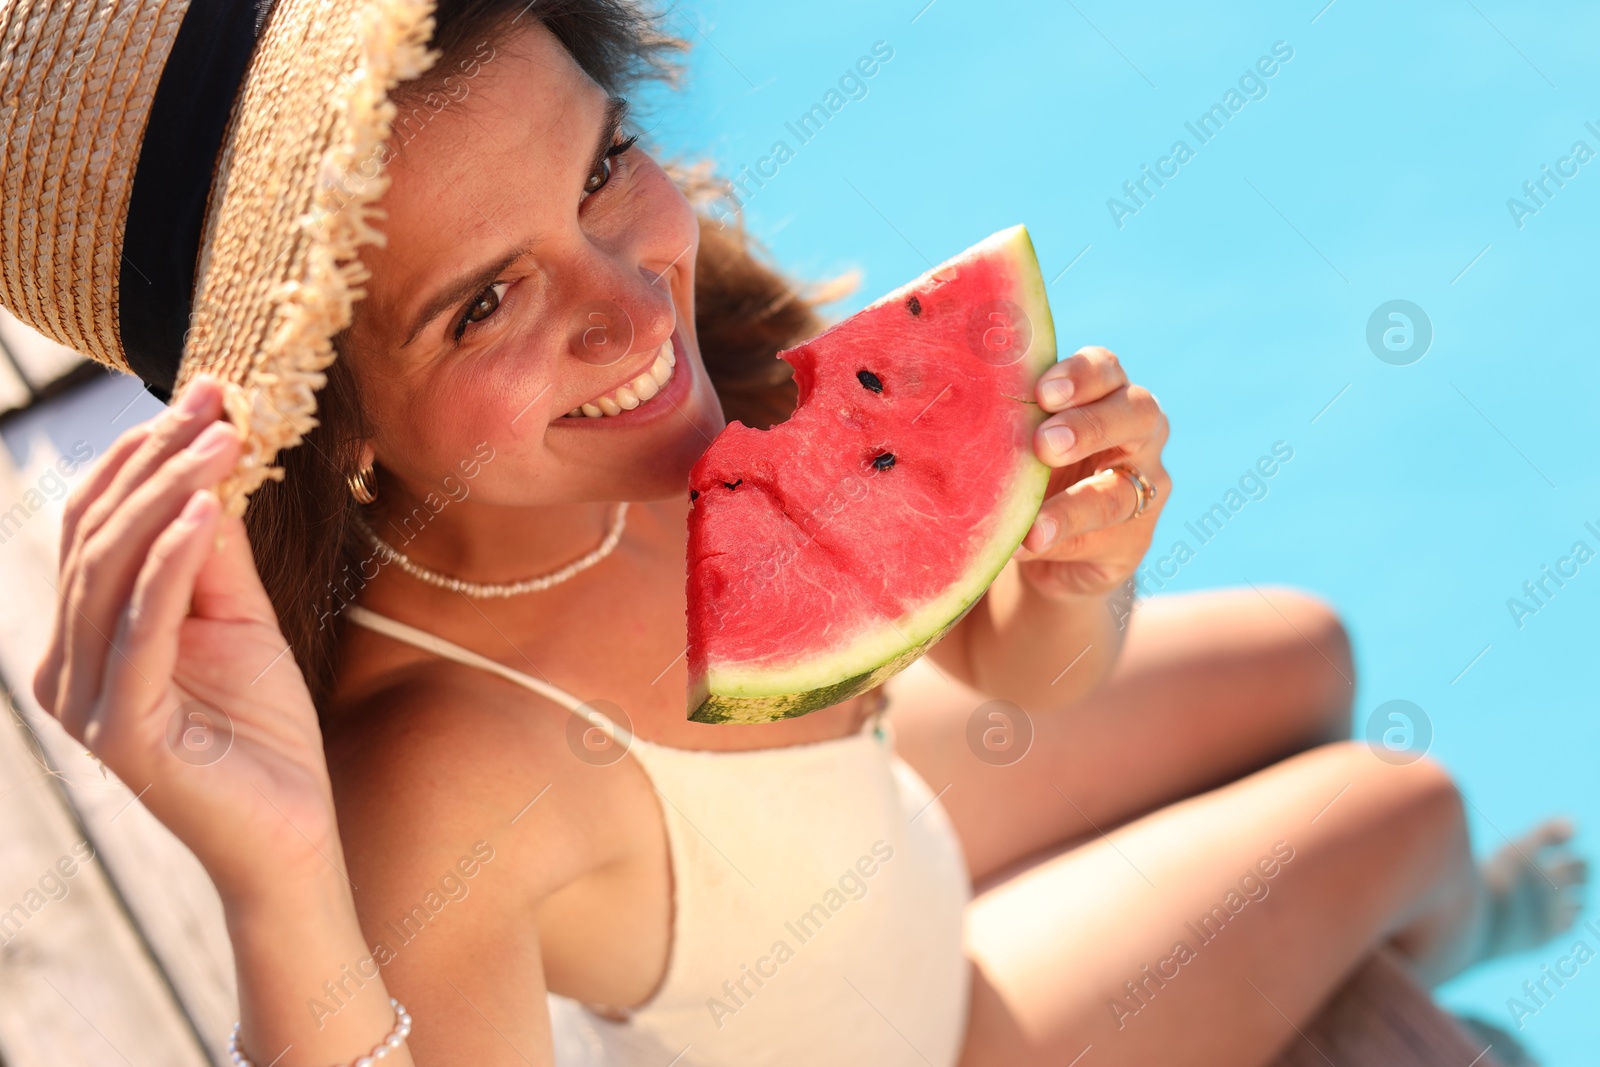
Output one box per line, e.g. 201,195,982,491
243,0,829,712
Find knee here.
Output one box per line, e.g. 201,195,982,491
1299,742,1472,910
1379,746,1461,818
1260,587,1355,741
1324,740,1466,841
1263,587,1353,679
1379,751,1473,882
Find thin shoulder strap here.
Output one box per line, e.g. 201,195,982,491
343,605,633,748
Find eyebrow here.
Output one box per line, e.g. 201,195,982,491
396,96,630,352
398,244,530,350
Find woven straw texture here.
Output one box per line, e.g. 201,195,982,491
0,0,182,370
0,0,440,513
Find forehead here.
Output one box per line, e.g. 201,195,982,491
384,22,602,201
349,24,607,346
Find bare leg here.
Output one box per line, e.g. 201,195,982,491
1401,818,1589,985
956,742,1483,1066
890,586,1354,882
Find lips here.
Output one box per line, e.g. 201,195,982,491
561,337,678,418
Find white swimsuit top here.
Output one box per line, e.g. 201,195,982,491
345,606,973,1067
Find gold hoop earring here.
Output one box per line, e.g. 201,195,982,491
347,463,377,506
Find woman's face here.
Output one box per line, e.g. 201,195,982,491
344,22,724,507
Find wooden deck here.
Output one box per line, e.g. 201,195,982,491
0,317,1522,1066
1275,950,1509,1067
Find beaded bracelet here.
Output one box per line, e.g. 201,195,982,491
228,998,412,1066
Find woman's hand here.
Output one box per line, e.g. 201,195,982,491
32,376,340,906
1013,346,1170,600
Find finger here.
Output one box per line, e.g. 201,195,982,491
1035,384,1164,467
69,376,224,550
38,422,160,712
55,420,242,736
1035,346,1130,414
1019,468,1145,554
59,422,156,563
91,490,221,754
191,511,281,626
46,377,226,716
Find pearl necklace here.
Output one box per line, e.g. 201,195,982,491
351,502,629,598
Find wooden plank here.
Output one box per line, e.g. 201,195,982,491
0,690,210,1066
0,310,85,400
0,326,28,418
0,403,236,1065
1271,948,1510,1067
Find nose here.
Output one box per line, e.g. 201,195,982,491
563,252,676,369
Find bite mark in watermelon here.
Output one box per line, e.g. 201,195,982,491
685,226,1057,724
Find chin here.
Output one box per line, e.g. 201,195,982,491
629,394,725,500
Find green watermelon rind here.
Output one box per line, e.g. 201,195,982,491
689,226,1057,725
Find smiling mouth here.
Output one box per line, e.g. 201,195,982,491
560,338,678,419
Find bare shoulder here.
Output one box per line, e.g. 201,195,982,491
316,661,635,1062
322,656,650,918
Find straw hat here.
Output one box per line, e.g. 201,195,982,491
0,0,440,514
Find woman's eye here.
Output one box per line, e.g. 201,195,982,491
584,135,639,199
583,157,613,197
454,281,508,341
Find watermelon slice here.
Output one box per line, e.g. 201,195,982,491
685,226,1057,724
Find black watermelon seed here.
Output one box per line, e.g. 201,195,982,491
689,489,699,500
722,478,743,490
907,295,922,316
872,452,896,471
857,369,883,393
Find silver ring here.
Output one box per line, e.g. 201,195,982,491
1104,464,1157,522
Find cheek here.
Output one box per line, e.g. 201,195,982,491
617,156,700,253
378,351,544,471
448,343,555,441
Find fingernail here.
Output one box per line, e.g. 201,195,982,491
187,421,236,458
175,379,213,416
1040,377,1074,408
1042,424,1075,458
1031,515,1058,548
180,490,213,524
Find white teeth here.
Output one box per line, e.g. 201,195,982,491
631,370,661,401
561,337,678,419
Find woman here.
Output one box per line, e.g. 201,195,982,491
6,0,1583,1064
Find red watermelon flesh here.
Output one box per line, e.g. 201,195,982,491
685,226,1056,723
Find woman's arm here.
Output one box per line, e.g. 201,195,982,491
225,737,570,1067
226,841,567,1067
225,869,425,1066
929,565,1133,712
925,346,1167,711
29,376,559,1065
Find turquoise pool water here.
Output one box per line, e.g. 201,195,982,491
646,1,1599,1059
